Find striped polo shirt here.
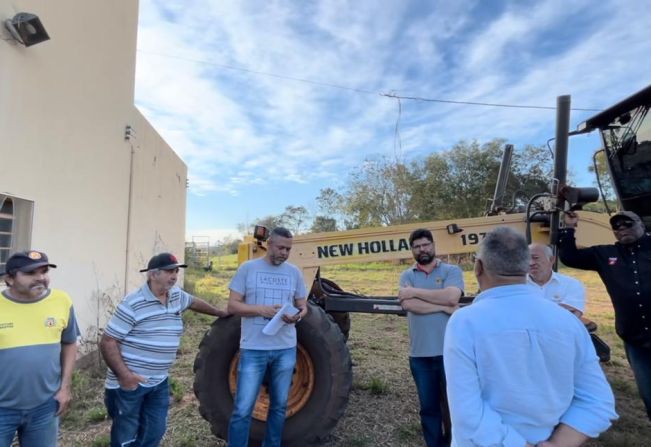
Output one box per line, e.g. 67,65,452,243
103,283,193,389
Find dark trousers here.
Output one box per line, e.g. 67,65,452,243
410,356,449,447
625,342,651,420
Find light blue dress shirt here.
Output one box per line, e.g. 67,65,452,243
444,284,617,446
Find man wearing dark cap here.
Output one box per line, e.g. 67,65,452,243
100,252,228,447
0,251,80,446
560,210,651,419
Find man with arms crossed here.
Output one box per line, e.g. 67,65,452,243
0,251,79,447
528,243,586,317
100,252,227,447
227,227,308,447
398,228,464,447
445,227,616,446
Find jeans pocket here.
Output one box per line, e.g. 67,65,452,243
119,385,141,393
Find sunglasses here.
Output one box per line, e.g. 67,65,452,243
611,220,635,230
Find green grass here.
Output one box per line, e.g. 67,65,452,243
355,376,390,396
396,421,422,442
58,256,651,446
90,435,110,447
86,407,107,423
169,377,185,403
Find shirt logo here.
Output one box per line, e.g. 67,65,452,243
435,278,442,285
44,317,56,327
608,257,618,266
0,322,13,329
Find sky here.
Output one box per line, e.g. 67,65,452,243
134,0,651,244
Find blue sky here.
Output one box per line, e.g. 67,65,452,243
134,0,651,243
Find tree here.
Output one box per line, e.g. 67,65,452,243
281,205,309,235
316,188,344,216
409,140,504,219
505,143,554,212
315,188,346,230
588,149,616,207
237,205,310,237
237,215,283,236
343,157,417,227
310,216,337,233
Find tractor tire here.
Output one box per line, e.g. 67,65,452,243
310,277,351,341
329,311,351,342
193,304,352,446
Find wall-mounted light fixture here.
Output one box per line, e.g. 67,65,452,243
4,12,50,47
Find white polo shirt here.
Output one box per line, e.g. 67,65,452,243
527,271,586,313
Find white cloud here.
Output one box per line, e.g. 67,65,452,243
136,0,651,226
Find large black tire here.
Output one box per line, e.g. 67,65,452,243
309,277,351,341
193,304,352,446
329,311,351,342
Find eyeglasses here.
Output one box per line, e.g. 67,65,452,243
411,242,433,251
611,220,635,230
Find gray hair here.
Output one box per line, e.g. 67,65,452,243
477,227,529,276
529,243,553,260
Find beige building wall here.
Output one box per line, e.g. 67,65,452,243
0,0,187,349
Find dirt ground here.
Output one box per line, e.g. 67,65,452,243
58,264,651,446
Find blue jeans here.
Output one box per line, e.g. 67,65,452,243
104,378,170,447
410,356,448,447
228,348,296,447
0,398,58,447
625,342,651,420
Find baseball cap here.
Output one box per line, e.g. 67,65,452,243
609,210,642,226
140,253,188,272
4,251,57,274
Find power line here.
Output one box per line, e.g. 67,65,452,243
137,49,377,95
137,49,603,112
393,96,402,159
381,93,602,112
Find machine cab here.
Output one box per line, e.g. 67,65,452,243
579,85,651,230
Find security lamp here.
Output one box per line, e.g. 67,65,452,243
446,223,463,234
253,225,270,242
4,12,50,47
559,185,599,211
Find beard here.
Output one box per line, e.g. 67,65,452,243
270,255,287,266
416,252,434,265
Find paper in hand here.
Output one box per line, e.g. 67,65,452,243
262,303,299,335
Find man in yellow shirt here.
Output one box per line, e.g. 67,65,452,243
0,251,79,447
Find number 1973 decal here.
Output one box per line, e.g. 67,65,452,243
460,232,486,245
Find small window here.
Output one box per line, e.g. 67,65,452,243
0,194,34,273
0,198,13,270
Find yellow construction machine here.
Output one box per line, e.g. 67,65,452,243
194,84,651,446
